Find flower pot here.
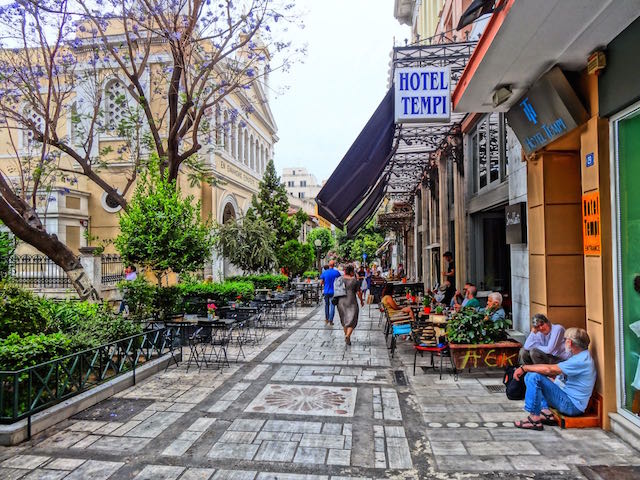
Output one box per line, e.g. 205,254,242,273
423,307,431,314
401,278,407,283
430,314,447,324
449,340,522,370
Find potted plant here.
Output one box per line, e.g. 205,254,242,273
422,296,432,314
207,303,217,321
430,305,447,324
446,307,521,370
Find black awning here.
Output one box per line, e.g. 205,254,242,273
316,88,395,228
345,173,388,237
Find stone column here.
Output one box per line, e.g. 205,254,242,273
79,247,102,297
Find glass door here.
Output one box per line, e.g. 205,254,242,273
614,105,640,423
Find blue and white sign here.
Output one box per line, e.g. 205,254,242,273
586,152,594,168
506,67,588,155
362,253,367,260
394,66,451,123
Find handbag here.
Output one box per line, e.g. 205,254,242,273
333,276,346,297
366,294,375,305
503,366,526,400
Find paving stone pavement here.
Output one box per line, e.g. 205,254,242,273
0,304,638,479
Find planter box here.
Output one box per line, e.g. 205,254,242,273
449,340,522,370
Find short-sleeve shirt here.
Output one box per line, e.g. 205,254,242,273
320,268,341,295
446,261,455,286
555,349,596,412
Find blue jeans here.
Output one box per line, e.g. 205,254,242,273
524,373,583,416
324,294,335,322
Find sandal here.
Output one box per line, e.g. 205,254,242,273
514,415,544,431
540,410,557,426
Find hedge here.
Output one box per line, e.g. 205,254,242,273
226,274,288,290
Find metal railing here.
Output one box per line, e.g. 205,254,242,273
7,254,71,289
0,328,176,425
101,254,125,285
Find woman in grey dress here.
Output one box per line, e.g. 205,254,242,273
337,264,364,345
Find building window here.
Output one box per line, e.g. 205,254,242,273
292,170,296,175
287,181,294,187
300,180,307,187
471,113,507,193
298,192,305,198
104,79,128,134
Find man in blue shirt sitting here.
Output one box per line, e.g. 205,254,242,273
513,327,596,430
519,313,568,365
320,260,341,326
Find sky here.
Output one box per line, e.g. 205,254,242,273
269,1,410,184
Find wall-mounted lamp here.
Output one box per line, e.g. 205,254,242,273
492,85,512,107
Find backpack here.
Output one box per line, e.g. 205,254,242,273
503,366,526,400
333,276,346,298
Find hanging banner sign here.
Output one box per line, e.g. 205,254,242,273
394,66,451,123
582,191,601,256
506,67,588,155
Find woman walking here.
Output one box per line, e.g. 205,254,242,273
337,264,364,345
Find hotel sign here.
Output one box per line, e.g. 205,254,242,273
506,67,588,155
394,66,451,123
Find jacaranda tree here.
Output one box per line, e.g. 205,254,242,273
0,0,302,299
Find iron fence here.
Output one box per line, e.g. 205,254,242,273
7,254,71,289
0,328,177,424
101,254,125,285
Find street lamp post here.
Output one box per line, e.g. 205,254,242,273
314,238,322,272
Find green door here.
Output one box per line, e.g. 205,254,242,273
618,108,640,415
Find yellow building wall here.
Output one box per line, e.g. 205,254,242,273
526,73,617,428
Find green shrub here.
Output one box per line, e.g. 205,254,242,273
118,277,157,320
0,332,72,370
41,299,142,351
227,274,287,290
446,307,512,344
0,282,48,339
302,270,319,279
177,280,254,304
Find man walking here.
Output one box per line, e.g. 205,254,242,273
320,260,341,326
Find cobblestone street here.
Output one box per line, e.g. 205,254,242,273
1,305,638,479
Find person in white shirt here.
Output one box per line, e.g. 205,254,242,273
519,313,567,365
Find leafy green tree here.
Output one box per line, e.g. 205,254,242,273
248,160,308,267
115,161,214,284
307,228,334,259
278,240,314,277
335,221,385,263
213,216,277,273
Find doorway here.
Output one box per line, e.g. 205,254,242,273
613,103,640,423
472,208,512,306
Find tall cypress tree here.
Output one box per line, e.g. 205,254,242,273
249,160,307,247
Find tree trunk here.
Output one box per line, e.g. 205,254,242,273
0,203,100,301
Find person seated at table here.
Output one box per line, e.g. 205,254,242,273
381,284,415,321
520,313,567,365
513,327,596,430
387,268,395,281
484,292,506,322
455,283,480,311
396,263,405,279
435,281,455,306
